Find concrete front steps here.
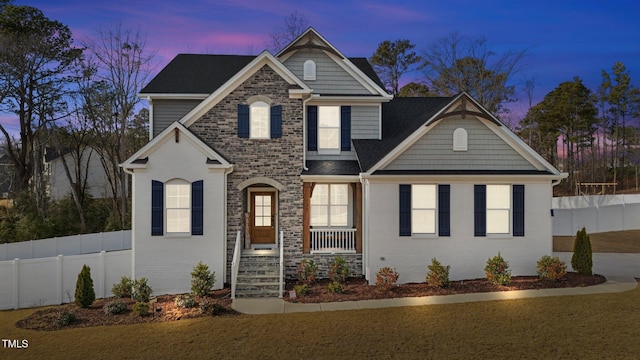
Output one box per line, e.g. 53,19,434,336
235,250,281,298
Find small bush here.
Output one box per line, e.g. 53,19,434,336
174,294,198,308
199,298,224,316
103,300,127,315
132,301,149,317
571,227,593,275
191,261,216,297
426,258,451,288
375,267,399,292
328,256,349,284
294,284,311,297
74,264,95,308
296,259,319,284
55,311,76,327
111,276,133,298
327,281,344,294
537,255,567,281
485,252,511,286
132,277,153,302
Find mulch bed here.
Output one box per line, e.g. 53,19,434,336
284,272,607,303
16,272,607,331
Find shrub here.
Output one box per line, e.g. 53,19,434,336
103,300,127,315
327,281,344,294
426,258,451,288
199,298,224,316
296,259,319,284
328,256,349,284
132,301,149,317
537,255,567,281
174,294,198,308
111,276,133,298
55,311,77,327
571,227,593,275
294,284,311,297
132,277,153,302
191,261,216,297
375,267,399,292
485,252,511,286
74,264,95,308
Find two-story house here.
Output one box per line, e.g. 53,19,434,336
122,28,566,297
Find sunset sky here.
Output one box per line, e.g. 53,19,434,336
3,0,639,132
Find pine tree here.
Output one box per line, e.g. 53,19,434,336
571,227,593,275
75,264,95,308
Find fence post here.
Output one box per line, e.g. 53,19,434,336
99,251,106,299
100,232,104,252
57,255,63,305
12,258,19,310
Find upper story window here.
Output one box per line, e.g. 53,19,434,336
303,60,316,80
318,106,341,153
453,128,468,151
166,179,191,233
250,101,270,139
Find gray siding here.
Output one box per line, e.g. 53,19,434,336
153,99,202,137
383,116,537,171
283,51,372,95
352,105,380,139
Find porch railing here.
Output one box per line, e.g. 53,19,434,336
310,228,357,254
230,230,242,300
278,231,284,298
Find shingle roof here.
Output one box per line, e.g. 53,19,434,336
140,54,385,95
353,97,454,172
303,160,361,176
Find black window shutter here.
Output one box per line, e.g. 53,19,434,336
474,185,486,237
192,180,204,235
513,185,525,236
341,106,351,151
307,105,317,151
151,180,164,236
270,105,282,138
238,104,249,138
399,184,411,236
438,184,450,237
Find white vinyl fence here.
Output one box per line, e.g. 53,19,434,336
552,195,640,236
0,250,132,310
0,230,131,261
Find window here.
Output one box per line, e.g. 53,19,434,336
311,184,348,227
303,60,316,80
411,185,436,234
453,128,468,151
399,184,450,237
250,101,269,139
318,106,340,152
166,180,191,233
486,185,510,234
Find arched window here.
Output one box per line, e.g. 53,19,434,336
453,128,468,151
250,101,270,139
165,179,190,233
303,60,316,81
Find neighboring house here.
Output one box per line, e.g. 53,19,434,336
45,147,116,201
122,28,566,296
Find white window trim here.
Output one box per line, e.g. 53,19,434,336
453,128,468,151
165,179,190,235
317,106,341,155
249,101,270,139
486,184,511,235
411,184,437,235
310,184,352,228
303,60,316,81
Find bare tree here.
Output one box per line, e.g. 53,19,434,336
421,32,528,116
370,39,421,96
267,11,309,54
81,24,155,228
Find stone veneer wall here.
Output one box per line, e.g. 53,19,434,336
188,65,306,282
291,254,363,279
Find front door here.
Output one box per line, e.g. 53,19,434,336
250,192,276,245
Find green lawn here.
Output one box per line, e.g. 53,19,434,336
2,284,639,359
